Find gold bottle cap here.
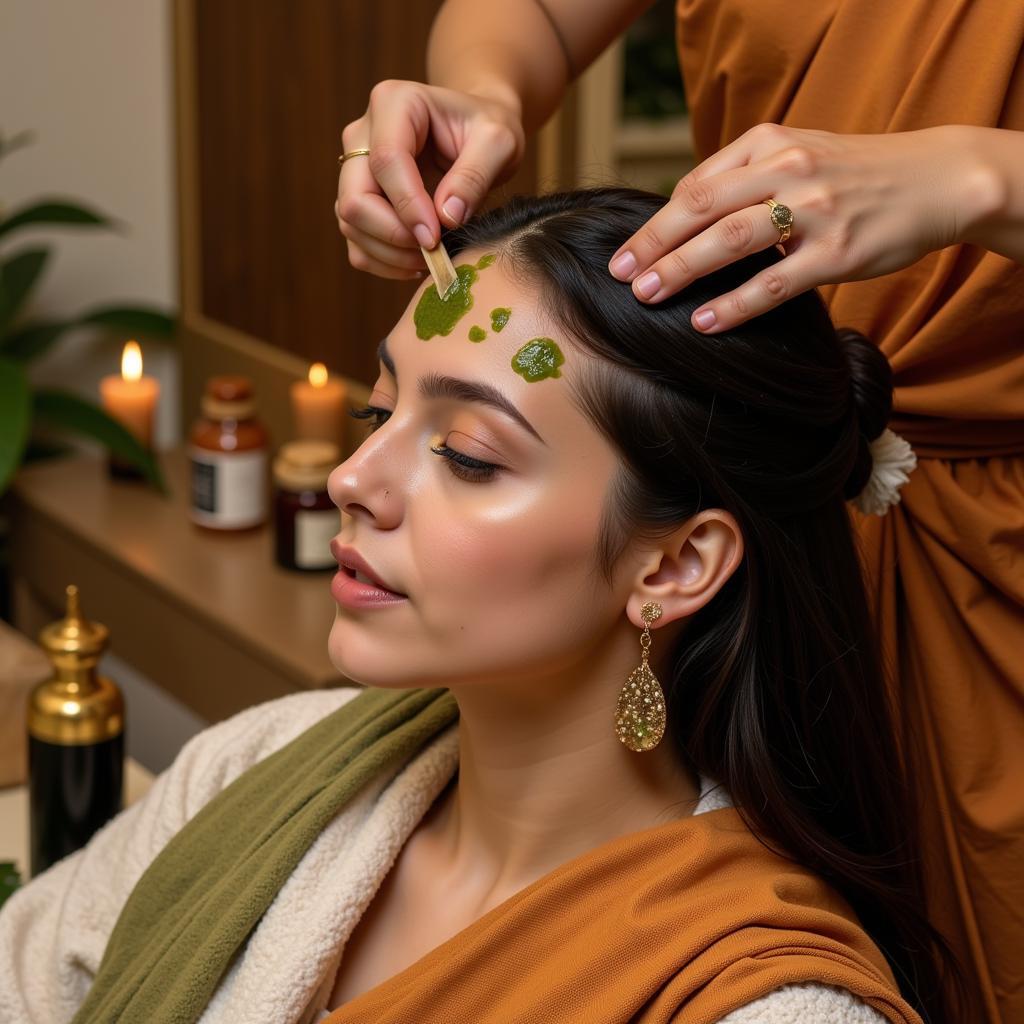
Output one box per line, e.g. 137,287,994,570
29,585,123,746
39,584,109,660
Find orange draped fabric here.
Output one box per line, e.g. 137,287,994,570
676,2,1024,1021
325,807,921,1024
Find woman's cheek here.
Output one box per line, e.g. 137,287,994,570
424,498,603,626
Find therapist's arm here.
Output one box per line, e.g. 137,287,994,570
960,126,1024,263
336,0,657,275
426,0,657,134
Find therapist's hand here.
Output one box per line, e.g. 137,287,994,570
608,123,998,333
335,79,525,280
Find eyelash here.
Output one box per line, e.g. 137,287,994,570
348,404,501,483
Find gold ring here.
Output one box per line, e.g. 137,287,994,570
338,148,371,167
762,198,794,245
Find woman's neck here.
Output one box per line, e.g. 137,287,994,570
417,655,700,912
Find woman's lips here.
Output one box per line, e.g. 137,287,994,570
329,540,408,609
330,540,405,594
330,568,409,609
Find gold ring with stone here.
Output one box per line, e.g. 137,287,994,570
762,198,794,245
338,148,371,167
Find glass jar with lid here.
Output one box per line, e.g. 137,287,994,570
272,440,340,571
189,375,270,530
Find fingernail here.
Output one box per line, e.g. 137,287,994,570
634,271,661,299
609,251,637,279
694,309,716,330
413,223,435,248
442,197,466,226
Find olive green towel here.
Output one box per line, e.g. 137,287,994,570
72,685,459,1024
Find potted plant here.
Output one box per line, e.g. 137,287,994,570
0,129,177,619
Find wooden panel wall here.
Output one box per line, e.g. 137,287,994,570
183,0,541,388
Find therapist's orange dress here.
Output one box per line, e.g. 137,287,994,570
676,2,1024,1021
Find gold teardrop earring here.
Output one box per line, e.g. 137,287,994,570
614,602,666,752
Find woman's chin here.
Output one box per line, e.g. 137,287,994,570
327,622,420,688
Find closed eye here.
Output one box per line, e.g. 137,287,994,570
348,404,501,483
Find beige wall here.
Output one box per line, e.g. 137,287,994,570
3,1,206,771
1,0,180,448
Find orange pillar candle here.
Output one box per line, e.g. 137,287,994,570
99,340,160,447
290,362,347,449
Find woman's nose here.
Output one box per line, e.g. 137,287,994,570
327,443,402,528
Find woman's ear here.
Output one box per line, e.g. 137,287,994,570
626,509,744,629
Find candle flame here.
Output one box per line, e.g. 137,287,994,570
309,362,328,388
121,340,143,381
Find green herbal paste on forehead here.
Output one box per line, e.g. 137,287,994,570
512,338,565,382
468,325,487,342
413,253,499,340
490,307,511,332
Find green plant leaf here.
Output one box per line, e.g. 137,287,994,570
0,130,34,162
2,305,176,364
0,247,49,333
0,861,22,909
0,199,117,241
0,319,66,362
0,357,32,495
23,437,75,463
78,305,177,339
33,389,167,494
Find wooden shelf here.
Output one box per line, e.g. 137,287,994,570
9,448,347,723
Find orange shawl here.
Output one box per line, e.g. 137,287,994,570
676,3,1024,1020
324,806,921,1023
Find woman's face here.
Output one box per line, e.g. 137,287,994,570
327,249,636,692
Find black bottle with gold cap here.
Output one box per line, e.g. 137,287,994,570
27,584,124,876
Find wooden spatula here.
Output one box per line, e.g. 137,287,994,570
420,241,459,300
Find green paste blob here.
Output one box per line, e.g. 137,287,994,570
475,253,497,269
489,307,511,332
512,337,565,382
413,264,478,339
468,325,487,342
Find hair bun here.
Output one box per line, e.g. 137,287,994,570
837,328,893,500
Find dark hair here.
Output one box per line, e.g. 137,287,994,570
445,187,961,1023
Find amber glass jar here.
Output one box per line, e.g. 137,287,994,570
189,375,270,530
273,440,340,571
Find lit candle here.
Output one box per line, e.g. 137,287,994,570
99,340,160,448
290,362,347,449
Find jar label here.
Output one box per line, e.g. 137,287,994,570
295,508,339,569
190,448,267,528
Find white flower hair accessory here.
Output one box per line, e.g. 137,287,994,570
851,427,918,516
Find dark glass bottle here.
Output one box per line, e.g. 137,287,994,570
27,585,124,877
273,440,340,571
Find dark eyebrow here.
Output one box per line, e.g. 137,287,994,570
377,336,396,378
376,336,547,446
